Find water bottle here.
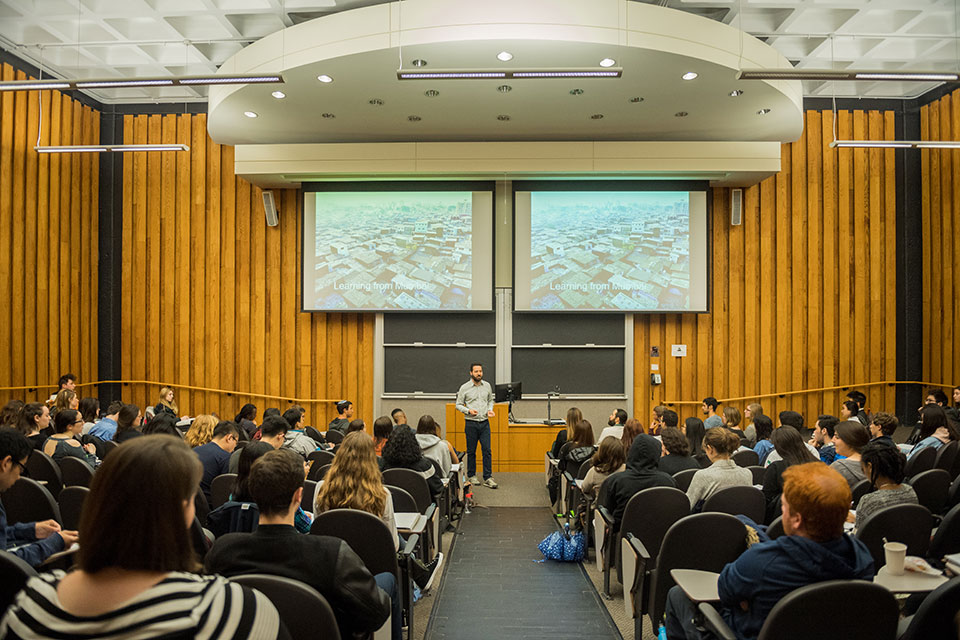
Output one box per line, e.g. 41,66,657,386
658,624,667,640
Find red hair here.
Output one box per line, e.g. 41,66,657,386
782,462,851,542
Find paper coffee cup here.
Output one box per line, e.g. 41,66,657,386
884,542,907,575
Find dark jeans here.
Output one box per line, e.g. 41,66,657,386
665,585,718,640
374,571,402,640
464,419,492,480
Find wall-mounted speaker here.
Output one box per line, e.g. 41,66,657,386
730,188,743,226
262,190,278,227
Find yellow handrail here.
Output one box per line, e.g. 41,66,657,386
662,380,954,406
0,380,339,404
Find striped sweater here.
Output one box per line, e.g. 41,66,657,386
0,571,281,639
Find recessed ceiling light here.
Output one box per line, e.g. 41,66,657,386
497,51,513,62
271,90,286,99
729,89,744,97
321,113,335,118
408,115,421,121
675,111,688,117
369,98,384,106
682,72,698,80
317,74,333,83
629,97,644,103
424,89,440,97
570,88,584,95
497,115,511,121
497,84,512,93
757,108,771,115
590,114,604,119
243,111,258,118
599,58,616,68
412,59,428,67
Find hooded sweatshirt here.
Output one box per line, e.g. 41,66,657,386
416,433,452,477
717,533,874,640
600,434,676,532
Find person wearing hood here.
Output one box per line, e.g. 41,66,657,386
415,415,457,477
665,462,875,640
600,434,676,533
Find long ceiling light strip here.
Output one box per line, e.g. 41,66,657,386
738,69,959,82
35,144,190,153
397,68,622,80
0,74,283,92
830,140,960,149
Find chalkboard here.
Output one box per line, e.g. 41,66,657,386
384,347,496,394
511,348,624,394
512,313,624,346
384,313,496,344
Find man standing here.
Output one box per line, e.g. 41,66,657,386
456,363,497,489
702,397,722,429
328,401,354,434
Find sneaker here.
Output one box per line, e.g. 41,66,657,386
468,475,481,485
483,477,499,489
412,552,444,591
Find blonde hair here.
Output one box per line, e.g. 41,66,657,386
565,407,583,440
54,389,77,411
314,431,386,516
184,414,217,448
158,386,179,415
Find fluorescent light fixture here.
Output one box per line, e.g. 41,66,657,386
398,68,622,80
738,69,959,82
35,144,190,153
829,140,960,149
0,74,283,92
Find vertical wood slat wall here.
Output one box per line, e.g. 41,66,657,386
0,63,99,403
634,109,899,427
120,113,374,425
920,90,959,389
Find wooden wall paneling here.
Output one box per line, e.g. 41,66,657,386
821,111,838,415
929,106,943,384
250,174,266,405
867,112,884,413
175,115,191,411
743,183,760,407
0,65,12,391
264,186,281,401
759,175,775,415
205,122,221,413
133,117,149,409
280,189,296,407
727,188,744,413
35,89,50,393
837,112,853,405
806,111,823,423
189,114,207,414
220,143,236,410
920,107,931,384
67,103,82,376
791,116,808,421
852,112,868,393
774,142,791,417
121,118,134,399
953,96,960,384
11,74,26,392
88,107,100,387
712,189,728,411
939,97,954,384
146,116,162,403
23,87,38,391
160,115,176,393
235,178,252,410
883,115,896,412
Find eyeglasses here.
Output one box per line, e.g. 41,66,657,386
15,460,26,473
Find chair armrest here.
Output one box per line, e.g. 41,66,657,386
598,505,615,525
563,471,575,484
401,534,419,557
624,532,651,562
424,504,437,520
698,603,737,640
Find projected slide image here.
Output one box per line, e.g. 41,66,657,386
308,192,473,310
529,192,691,310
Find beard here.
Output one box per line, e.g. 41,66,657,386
608,418,616,426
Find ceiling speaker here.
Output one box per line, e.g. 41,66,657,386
262,190,279,227
730,188,743,226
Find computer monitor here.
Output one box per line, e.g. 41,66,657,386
495,381,522,403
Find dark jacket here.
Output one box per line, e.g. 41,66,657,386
600,434,676,532
717,533,874,640
870,435,895,448
328,417,350,435
154,403,176,418
658,453,700,476
114,428,143,444
381,456,444,498
205,524,390,639
550,429,567,458
761,460,789,524
557,441,595,474
0,500,65,567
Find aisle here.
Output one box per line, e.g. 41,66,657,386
424,507,621,640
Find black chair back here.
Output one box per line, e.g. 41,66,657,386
383,468,432,514
302,480,318,512
58,486,89,530
904,446,937,478
850,479,872,508
766,516,784,540
304,426,326,446
899,576,960,640
307,450,335,467
308,463,332,482
310,509,400,578
0,551,38,614
755,580,897,640
25,450,63,498
618,487,690,602
101,440,119,458
232,574,341,640
324,430,344,445
1,477,61,525
80,434,106,459
748,465,766,485
577,458,594,480
948,476,960,513
648,512,747,630
906,468,951,514
387,485,419,513
856,503,935,570
58,457,94,488
194,490,211,527
672,469,698,492
935,440,959,476
929,503,960,559
732,449,759,468
702,485,766,523
209,473,238,509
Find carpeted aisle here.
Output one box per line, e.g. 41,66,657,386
424,507,621,640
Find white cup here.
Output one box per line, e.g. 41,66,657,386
884,542,907,576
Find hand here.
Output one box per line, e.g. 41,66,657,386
468,409,478,416
35,520,61,539
58,530,79,546
845,511,856,523
486,410,495,418
83,444,97,454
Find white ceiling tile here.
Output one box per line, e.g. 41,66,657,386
224,13,284,38
104,16,176,40
164,14,235,39
210,0,273,10
840,9,924,34
783,8,858,34
193,40,244,62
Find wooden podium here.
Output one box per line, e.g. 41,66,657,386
445,402,561,473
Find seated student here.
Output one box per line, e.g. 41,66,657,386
17,402,51,450
702,397,723,429
0,400,24,429
581,436,626,504
194,421,240,502
660,409,680,432
391,408,408,428
1,434,282,639
742,403,763,447
557,419,596,474
207,442,271,538
598,408,628,443
752,415,775,465
648,405,668,437
761,426,819,523
46,373,77,405
852,441,917,531
867,412,897,447
600,434,676,533
658,426,700,476
416,415,458,476
78,397,99,435
907,403,958,459
282,408,323,459
840,399,860,423
234,403,258,439
142,412,181,437
380,426,443,499
88,401,122,442
204,448,395,640
43,410,98,468
374,416,393,456
682,416,709,467
619,417,645,455
328,400,354,435
665,463,874,640
764,412,820,466
550,407,582,459
720,406,744,437
846,390,871,426
0,428,77,567
808,414,840,465
229,414,288,473
185,414,217,448
113,404,144,444
829,420,870,488
686,428,753,511
52,390,79,418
